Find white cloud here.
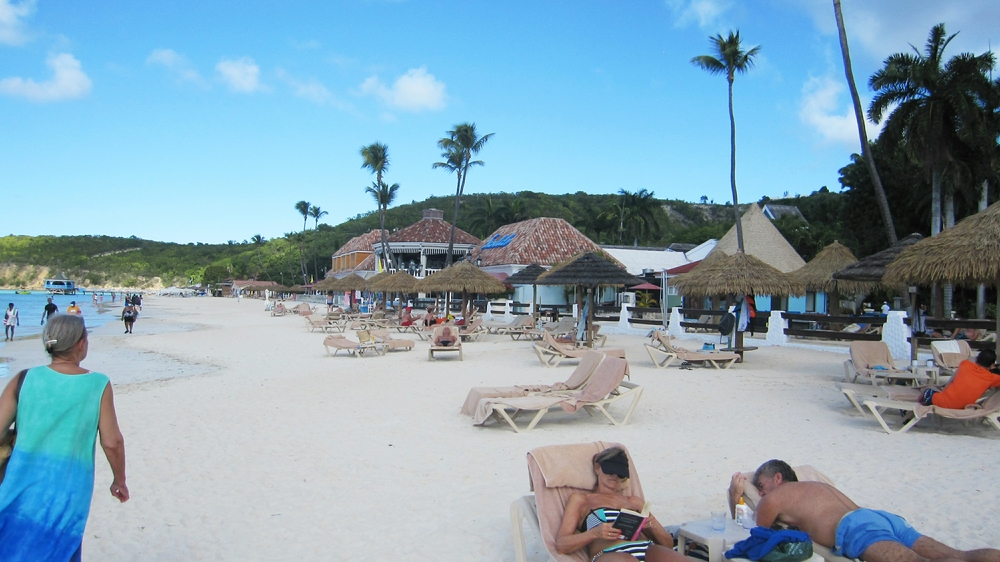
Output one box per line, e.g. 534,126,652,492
146,48,205,86
0,0,34,45
358,66,446,112
792,0,1000,63
0,52,91,101
275,68,351,110
665,0,732,29
799,75,881,147
216,57,263,93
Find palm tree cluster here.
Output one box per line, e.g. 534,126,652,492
433,123,494,267
361,142,399,270
868,23,998,314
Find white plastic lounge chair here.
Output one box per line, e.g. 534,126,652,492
843,341,927,385
734,465,853,562
458,318,485,342
533,331,627,369
369,329,414,352
504,316,540,340
931,340,973,377
644,332,738,369
511,441,644,562
428,325,463,361
473,356,642,433
461,350,605,416
863,389,1000,434
838,383,922,415
485,315,531,335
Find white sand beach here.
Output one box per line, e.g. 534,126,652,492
2,297,998,561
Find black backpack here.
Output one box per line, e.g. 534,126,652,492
718,312,736,336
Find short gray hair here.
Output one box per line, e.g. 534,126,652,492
42,314,87,357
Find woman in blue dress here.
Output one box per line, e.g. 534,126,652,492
0,314,129,561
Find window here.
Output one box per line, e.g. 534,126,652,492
805,291,816,312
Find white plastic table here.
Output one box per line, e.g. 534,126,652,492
676,518,749,562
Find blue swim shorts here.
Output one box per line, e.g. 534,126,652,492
834,509,922,559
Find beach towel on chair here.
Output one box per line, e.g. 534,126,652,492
725,527,812,562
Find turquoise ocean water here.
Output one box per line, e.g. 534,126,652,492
0,290,120,348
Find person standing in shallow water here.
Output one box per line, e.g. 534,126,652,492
41,298,58,325
0,314,129,561
3,304,18,341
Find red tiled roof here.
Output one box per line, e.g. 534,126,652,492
333,230,386,257
387,218,480,245
350,254,376,272
469,217,605,267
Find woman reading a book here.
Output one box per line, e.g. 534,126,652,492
555,447,683,561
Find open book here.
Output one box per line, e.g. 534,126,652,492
614,501,652,541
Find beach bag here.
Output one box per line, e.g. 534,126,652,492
0,369,27,483
726,527,812,562
761,539,812,562
718,313,736,336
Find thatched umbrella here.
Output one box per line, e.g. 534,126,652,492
286,285,308,294
312,276,339,292
790,241,872,312
536,253,644,347
419,261,507,318
673,252,805,298
505,264,547,320
333,273,368,292
884,203,1000,354
364,271,392,310
668,247,728,289
833,233,923,283
373,271,420,293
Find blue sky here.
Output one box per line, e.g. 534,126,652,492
1,0,998,244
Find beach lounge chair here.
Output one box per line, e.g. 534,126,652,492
472,356,642,432
461,350,605,416
511,441,645,562
843,341,926,386
533,331,627,368
485,315,529,335
931,340,973,378
733,466,852,562
305,316,334,333
644,332,738,369
498,316,538,340
458,318,485,342
322,334,383,357
428,325,463,361
862,389,1000,434
292,303,313,315
837,383,922,415
369,329,415,352
270,303,286,316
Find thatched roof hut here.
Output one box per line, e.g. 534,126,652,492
791,241,872,294
884,203,1000,353
673,251,805,298
715,203,806,273
668,247,728,287
285,285,308,294
833,233,923,282
535,253,644,288
363,271,391,291
372,271,420,293
505,264,547,285
332,273,368,292
418,261,507,294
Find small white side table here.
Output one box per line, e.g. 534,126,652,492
676,518,749,562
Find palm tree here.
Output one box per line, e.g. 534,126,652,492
433,123,494,267
361,142,393,269
309,205,328,229
294,200,310,232
832,0,897,247
250,234,266,245
468,195,501,238
868,23,995,314
691,30,760,253
365,179,400,269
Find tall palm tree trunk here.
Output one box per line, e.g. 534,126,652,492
728,78,745,252
833,0,897,246
978,180,989,318
379,208,394,270
943,188,955,315
445,172,463,267
931,167,943,316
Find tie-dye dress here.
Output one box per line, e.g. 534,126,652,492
0,366,110,562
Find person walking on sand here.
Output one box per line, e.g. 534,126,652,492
41,298,58,325
0,314,129,561
121,303,137,334
3,303,18,341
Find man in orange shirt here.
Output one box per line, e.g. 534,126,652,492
920,349,1000,408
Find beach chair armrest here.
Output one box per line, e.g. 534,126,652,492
510,495,539,562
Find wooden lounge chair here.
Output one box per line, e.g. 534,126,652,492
862,389,1000,434
511,441,644,562
931,340,973,378
458,318,485,342
733,466,852,562
643,332,738,369
428,325,463,361
473,356,642,433
843,341,927,385
369,329,415,352
322,334,383,357
461,350,605,416
533,331,627,368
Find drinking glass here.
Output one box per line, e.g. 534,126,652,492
711,511,726,531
